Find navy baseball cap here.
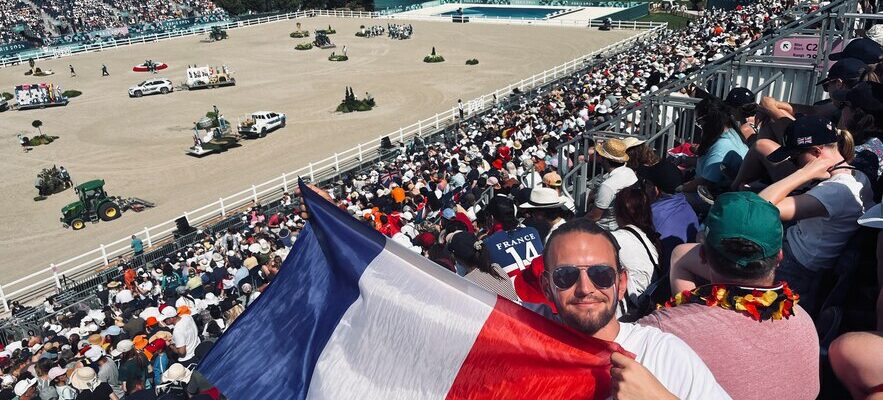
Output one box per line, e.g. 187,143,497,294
767,116,837,163
817,58,866,85
829,38,883,64
831,81,883,113
724,87,755,107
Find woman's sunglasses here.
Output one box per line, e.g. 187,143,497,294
547,265,618,290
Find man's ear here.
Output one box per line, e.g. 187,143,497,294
617,268,629,301
541,271,554,302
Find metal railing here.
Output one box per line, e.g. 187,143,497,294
555,0,871,212
0,23,666,313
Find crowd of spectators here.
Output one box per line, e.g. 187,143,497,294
1,0,227,46
0,1,49,45
1,0,882,398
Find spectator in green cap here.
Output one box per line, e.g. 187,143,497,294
645,191,819,400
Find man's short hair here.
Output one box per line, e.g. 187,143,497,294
703,192,782,280
542,218,622,272
704,238,779,280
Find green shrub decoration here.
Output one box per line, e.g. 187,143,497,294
424,47,444,63
336,86,374,113
28,135,59,146
355,31,367,37
317,25,336,35
295,42,313,50
466,59,479,65
290,31,310,38
62,90,82,98
1,92,12,101
328,54,349,62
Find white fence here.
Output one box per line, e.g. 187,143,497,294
386,14,662,29
0,16,665,313
0,10,380,68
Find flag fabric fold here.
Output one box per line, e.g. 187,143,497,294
198,181,622,399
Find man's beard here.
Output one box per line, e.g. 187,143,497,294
552,292,617,336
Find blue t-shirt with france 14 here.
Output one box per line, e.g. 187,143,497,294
484,226,544,281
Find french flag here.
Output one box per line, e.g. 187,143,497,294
198,182,624,399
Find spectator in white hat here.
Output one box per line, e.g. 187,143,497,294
70,366,117,400
588,138,638,231
14,378,37,400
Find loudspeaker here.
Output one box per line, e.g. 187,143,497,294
174,216,196,238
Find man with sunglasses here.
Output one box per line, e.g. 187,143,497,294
541,219,729,399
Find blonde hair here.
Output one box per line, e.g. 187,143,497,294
224,304,244,325
835,129,855,163
860,62,883,83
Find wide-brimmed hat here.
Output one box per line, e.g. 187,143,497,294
621,137,646,149
106,281,120,289
14,378,36,396
519,187,567,209
858,203,883,229
149,331,173,344
595,138,630,163
70,367,98,390
258,239,271,254
162,363,192,384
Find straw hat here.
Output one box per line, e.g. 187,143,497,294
70,367,98,390
161,363,192,384
595,139,630,163
621,137,646,149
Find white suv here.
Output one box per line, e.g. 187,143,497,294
128,79,174,98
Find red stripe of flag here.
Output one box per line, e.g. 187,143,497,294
446,298,627,400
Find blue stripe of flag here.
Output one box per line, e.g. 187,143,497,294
197,181,385,399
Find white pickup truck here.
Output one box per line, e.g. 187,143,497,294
237,111,286,138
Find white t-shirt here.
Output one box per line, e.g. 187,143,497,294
172,315,201,362
611,225,658,298
786,171,873,270
615,323,731,400
594,165,638,231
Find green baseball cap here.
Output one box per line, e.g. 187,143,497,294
704,192,783,266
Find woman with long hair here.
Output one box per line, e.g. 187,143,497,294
612,180,662,312
681,97,749,194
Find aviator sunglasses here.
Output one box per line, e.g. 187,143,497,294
547,265,618,290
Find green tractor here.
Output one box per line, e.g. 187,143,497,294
210,26,228,41
60,179,122,230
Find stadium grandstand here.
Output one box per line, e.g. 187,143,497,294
0,0,881,397
0,0,228,46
